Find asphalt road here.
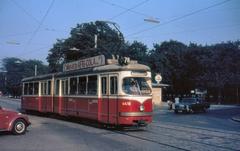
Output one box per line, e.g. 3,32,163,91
0,97,240,151
154,104,240,132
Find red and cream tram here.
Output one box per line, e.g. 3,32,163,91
21,55,152,126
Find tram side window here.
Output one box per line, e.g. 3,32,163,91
70,77,77,95
29,83,33,95
47,81,51,95
34,82,39,95
101,77,107,95
55,80,60,95
88,75,97,95
41,82,44,95
62,79,68,95
41,82,47,95
78,77,86,95
110,76,118,95
24,83,29,95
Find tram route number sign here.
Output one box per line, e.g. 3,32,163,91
63,55,105,72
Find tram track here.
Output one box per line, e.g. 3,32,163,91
151,122,240,142
110,127,239,151
148,122,240,151
145,129,239,151
110,129,191,151
105,121,240,151
153,121,240,136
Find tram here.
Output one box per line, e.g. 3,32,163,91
21,55,152,127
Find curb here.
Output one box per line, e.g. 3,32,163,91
0,97,21,102
231,116,240,123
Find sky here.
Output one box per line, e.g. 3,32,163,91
0,0,239,64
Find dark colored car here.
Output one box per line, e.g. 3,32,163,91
0,106,31,135
174,98,210,114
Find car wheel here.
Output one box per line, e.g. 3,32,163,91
12,119,26,135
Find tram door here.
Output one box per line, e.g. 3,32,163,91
100,74,118,124
53,79,60,113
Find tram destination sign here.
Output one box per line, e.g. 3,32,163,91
63,55,105,72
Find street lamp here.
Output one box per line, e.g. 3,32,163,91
6,41,21,45
144,17,160,24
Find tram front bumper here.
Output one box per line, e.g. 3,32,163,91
119,112,152,126
119,112,152,117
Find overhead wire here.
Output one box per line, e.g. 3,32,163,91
5,0,235,61
9,0,67,38
128,23,240,40
7,0,56,60
15,45,53,58
23,0,55,51
108,0,150,20
126,0,232,37
11,0,41,24
99,0,149,18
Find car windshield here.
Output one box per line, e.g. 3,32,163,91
122,77,151,95
180,98,197,103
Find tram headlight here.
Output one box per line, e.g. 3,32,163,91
140,105,145,112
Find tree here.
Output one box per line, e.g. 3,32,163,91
1,58,48,96
47,21,124,72
149,40,188,95
198,41,240,103
126,41,148,64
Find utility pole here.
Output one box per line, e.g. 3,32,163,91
94,34,98,48
35,65,37,76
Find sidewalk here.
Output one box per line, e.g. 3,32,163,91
0,96,21,102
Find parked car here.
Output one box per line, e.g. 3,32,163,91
174,98,210,114
0,106,30,135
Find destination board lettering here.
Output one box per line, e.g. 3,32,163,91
63,55,105,72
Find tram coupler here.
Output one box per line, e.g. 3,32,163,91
133,120,147,127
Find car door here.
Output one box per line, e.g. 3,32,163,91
0,107,7,130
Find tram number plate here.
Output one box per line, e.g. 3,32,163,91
122,102,131,106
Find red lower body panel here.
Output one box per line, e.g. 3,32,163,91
61,97,98,120
21,96,40,111
21,96,152,126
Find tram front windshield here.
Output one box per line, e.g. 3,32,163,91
122,77,151,95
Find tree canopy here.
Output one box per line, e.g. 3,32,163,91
149,40,240,103
0,58,48,96
47,21,124,72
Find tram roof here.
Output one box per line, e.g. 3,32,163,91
22,62,150,82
